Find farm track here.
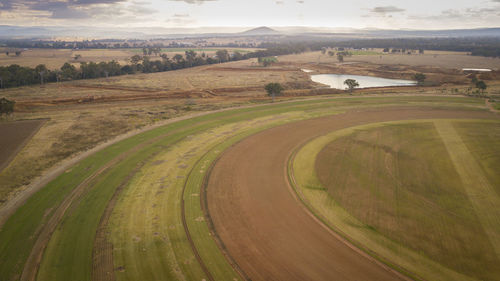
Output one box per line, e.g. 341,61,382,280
91,163,144,281
206,107,498,281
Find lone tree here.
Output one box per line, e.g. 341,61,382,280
344,79,359,93
0,97,15,116
476,80,487,93
337,53,344,63
414,73,426,85
265,83,284,103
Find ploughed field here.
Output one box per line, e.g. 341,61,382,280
0,96,498,281
0,120,45,173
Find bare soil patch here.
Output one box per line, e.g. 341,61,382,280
0,119,46,173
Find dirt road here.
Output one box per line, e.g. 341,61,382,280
206,107,498,281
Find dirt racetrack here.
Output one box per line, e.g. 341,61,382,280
206,107,498,281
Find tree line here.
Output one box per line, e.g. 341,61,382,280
0,49,255,89
259,37,500,58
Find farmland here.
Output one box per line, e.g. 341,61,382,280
0,47,257,69
0,48,499,281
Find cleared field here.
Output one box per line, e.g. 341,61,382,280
291,119,500,280
207,107,497,281
280,51,500,70
0,119,45,174
0,48,260,69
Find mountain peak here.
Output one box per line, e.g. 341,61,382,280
240,26,279,35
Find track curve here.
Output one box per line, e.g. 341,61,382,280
206,107,498,281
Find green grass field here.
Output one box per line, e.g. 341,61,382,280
0,95,491,281
291,119,500,281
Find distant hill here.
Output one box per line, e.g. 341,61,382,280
239,26,280,36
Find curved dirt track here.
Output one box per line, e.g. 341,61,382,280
207,107,498,281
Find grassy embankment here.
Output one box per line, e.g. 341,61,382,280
290,119,500,281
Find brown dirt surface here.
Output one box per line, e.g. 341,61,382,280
0,119,46,172
206,107,498,281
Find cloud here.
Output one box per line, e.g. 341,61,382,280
410,7,500,20
165,13,196,25
275,1,284,4
169,0,216,4
0,0,157,19
296,0,304,3
370,6,405,14
0,0,125,11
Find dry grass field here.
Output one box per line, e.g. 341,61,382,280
0,48,258,69
313,120,500,280
280,50,500,70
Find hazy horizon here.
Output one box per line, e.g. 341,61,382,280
1,0,500,31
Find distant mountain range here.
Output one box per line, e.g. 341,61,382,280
239,26,280,36
0,25,499,40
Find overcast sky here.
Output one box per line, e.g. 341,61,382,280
1,0,500,30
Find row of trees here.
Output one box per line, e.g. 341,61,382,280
1,39,258,50
0,49,254,89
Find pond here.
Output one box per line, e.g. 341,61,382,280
310,74,416,90
462,68,492,72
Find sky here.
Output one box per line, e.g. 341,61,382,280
0,0,500,30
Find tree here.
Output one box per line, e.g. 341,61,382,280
476,80,487,93
0,97,15,116
173,54,184,64
265,82,284,103
73,54,82,61
185,50,197,67
215,49,229,63
233,51,244,61
35,64,48,84
15,51,21,56
337,53,344,63
321,47,327,55
414,73,426,85
328,50,335,57
343,79,359,93
130,55,142,65
60,62,78,80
